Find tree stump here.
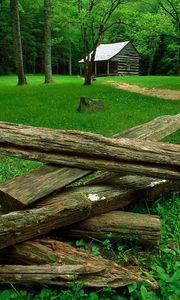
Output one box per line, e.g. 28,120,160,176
78,97,105,112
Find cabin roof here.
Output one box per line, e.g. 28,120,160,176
79,41,130,63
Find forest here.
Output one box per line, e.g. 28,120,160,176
0,0,180,83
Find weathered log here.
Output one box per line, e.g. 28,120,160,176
0,175,177,250
62,211,161,246
114,113,180,140
0,165,91,213
1,114,179,213
78,96,105,112
0,239,156,288
0,121,179,179
85,113,180,185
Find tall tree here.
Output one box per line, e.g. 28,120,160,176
44,0,53,83
10,0,27,85
78,0,124,85
159,0,180,75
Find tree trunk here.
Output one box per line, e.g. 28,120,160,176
32,53,36,74
82,26,91,85
84,60,93,85
0,175,177,250
10,0,27,85
177,31,180,75
62,211,161,246
0,114,178,213
0,165,91,213
69,44,72,75
0,122,179,180
84,48,97,85
44,0,53,83
147,40,158,75
0,239,156,288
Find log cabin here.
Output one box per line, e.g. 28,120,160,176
79,41,139,76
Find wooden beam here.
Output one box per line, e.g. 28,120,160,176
0,165,91,213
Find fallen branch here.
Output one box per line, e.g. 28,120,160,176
0,239,156,288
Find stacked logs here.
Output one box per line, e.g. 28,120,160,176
0,113,179,288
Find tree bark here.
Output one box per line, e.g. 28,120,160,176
0,165,91,213
44,0,53,83
0,175,177,250
62,211,161,246
0,121,179,180
10,0,27,86
0,239,156,288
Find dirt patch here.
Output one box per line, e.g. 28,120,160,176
107,81,180,100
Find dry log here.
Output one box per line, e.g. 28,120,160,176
85,113,180,185
0,175,177,250
1,114,179,213
0,121,179,180
0,239,156,288
114,113,180,140
0,165,91,213
62,211,161,246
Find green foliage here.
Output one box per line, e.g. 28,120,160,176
105,0,180,75
75,239,86,248
0,0,179,75
91,245,101,256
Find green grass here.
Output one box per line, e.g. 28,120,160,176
0,75,179,138
0,75,179,299
101,75,180,90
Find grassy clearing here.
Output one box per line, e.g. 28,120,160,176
101,75,180,90
0,75,179,137
0,75,179,299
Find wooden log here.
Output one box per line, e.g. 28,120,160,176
62,211,161,246
0,239,156,288
85,113,180,185
1,114,179,213
0,175,177,250
0,121,179,180
114,113,180,141
0,165,91,213
0,239,155,288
